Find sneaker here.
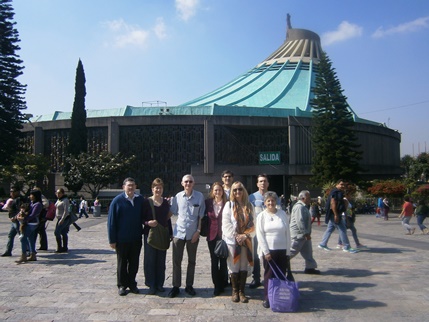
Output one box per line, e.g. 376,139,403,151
356,244,368,249
336,244,343,249
343,247,358,253
304,268,321,275
411,228,416,235
318,244,331,251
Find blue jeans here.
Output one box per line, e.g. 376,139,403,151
416,215,427,231
320,216,351,249
20,224,38,254
6,221,19,254
338,218,360,246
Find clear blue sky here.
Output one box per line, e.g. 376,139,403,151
13,0,429,157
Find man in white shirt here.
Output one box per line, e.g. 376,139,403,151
168,174,206,298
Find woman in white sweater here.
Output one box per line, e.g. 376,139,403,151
222,181,255,303
256,191,291,309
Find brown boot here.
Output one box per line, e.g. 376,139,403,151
239,271,248,303
27,252,37,261
15,253,28,264
230,273,239,303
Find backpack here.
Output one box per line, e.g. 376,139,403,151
45,202,56,221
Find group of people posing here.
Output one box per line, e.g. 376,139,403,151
107,172,322,309
1,186,91,263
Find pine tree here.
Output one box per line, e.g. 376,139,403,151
68,59,87,156
0,0,27,167
311,52,363,186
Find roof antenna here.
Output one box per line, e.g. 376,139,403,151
286,13,292,41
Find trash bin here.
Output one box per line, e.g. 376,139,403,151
93,205,101,217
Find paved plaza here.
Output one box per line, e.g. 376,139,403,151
0,210,427,321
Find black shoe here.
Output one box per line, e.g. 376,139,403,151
304,268,321,275
249,279,261,289
262,300,270,308
129,286,139,294
1,252,12,257
37,247,47,251
185,286,196,296
147,287,156,295
168,286,180,298
118,287,127,296
156,286,165,292
76,227,81,232
213,288,220,296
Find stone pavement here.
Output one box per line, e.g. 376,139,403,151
0,211,428,321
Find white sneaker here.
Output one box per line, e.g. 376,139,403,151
336,244,343,249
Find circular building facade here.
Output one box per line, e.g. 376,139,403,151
22,19,401,197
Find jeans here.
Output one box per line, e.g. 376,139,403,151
320,216,351,249
5,221,19,254
402,216,414,231
143,234,167,289
416,215,427,231
20,224,38,254
338,218,360,246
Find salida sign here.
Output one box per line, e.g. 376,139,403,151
259,151,281,165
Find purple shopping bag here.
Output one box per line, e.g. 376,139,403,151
267,260,299,312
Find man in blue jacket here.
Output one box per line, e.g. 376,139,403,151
108,178,145,296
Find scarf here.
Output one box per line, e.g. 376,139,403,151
233,202,255,266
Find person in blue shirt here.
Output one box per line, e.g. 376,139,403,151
168,174,206,298
108,178,145,296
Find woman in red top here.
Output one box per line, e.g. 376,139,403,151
205,182,227,296
399,196,416,235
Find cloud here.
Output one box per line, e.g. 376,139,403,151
103,19,149,48
372,16,429,38
322,21,363,46
175,0,199,21
153,17,167,40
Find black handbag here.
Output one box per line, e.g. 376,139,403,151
214,239,228,258
200,215,209,237
147,198,170,251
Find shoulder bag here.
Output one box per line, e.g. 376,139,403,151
214,239,228,258
147,198,171,251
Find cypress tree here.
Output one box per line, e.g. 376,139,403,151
311,52,363,186
68,59,87,156
0,0,27,167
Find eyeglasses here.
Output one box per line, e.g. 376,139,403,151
184,180,193,183
223,175,232,178
233,187,243,192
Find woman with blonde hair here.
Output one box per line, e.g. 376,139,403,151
222,181,255,303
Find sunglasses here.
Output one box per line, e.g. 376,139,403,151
233,187,243,192
184,180,193,183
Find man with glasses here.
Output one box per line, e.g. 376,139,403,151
1,186,27,257
168,174,206,298
221,170,234,198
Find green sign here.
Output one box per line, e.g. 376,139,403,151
259,151,281,165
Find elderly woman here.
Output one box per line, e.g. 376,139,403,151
222,181,255,303
205,182,228,296
16,189,43,264
142,178,173,295
54,188,71,253
256,191,291,309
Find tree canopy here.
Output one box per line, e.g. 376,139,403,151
64,152,136,198
310,52,363,187
0,0,27,167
